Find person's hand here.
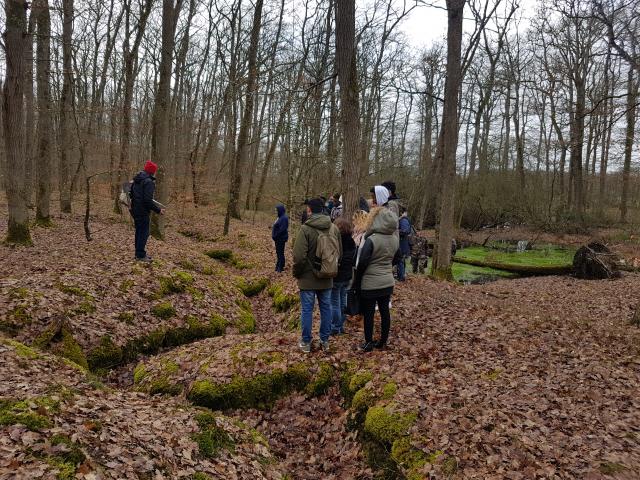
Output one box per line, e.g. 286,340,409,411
160,208,166,215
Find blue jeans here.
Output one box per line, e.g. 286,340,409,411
134,215,150,259
331,281,349,333
275,240,286,272
299,289,332,343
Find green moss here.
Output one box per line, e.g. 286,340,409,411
351,388,377,413
87,335,123,371
205,249,233,261
57,329,89,369
237,310,256,334
157,271,195,296
47,457,76,480
0,398,52,430
57,284,89,297
382,382,398,400
193,412,235,458
391,437,428,479
178,259,197,270
236,278,269,297
235,297,252,312
364,406,417,444
600,462,626,475
305,363,334,397
50,434,86,466
3,338,40,359
117,311,135,324
152,301,176,319
148,377,182,395
257,351,285,365
133,364,148,384
119,279,134,292
349,370,373,396
1,305,31,333
188,363,312,411
267,284,299,312
191,473,213,480
210,314,227,336
482,369,502,381
9,287,30,299
188,286,205,301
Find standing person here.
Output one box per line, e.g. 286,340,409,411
272,204,289,273
398,208,411,281
130,160,164,262
411,234,429,274
293,198,342,353
353,207,400,352
330,194,343,221
381,180,401,217
331,217,356,335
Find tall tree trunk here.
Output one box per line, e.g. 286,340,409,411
570,74,586,218
335,0,361,217
226,0,263,224
433,0,465,279
3,0,32,244
501,83,511,172
59,0,74,213
151,0,183,239
24,13,36,206
35,0,53,225
620,68,637,223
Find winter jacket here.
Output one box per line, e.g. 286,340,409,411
354,208,400,292
385,195,401,218
292,214,341,290
335,232,356,284
399,216,412,256
272,205,289,243
130,171,161,218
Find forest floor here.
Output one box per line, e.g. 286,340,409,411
1,195,640,480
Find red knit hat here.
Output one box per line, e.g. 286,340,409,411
144,160,158,175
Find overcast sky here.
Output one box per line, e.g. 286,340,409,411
397,0,539,48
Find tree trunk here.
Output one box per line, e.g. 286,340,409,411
620,68,637,223
35,0,53,226
59,0,74,213
226,0,264,222
151,0,183,239
335,0,362,217
433,0,465,280
3,0,32,244
24,12,36,206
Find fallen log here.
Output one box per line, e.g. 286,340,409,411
572,242,622,280
453,257,573,275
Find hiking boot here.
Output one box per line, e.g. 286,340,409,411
359,341,374,353
299,340,311,353
374,340,386,350
320,340,330,352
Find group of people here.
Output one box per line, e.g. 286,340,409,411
273,181,427,353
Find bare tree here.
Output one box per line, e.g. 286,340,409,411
59,0,74,213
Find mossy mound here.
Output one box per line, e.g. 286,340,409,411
87,315,228,372
151,301,176,319
236,277,269,297
33,321,89,370
204,249,252,270
135,333,338,409
267,284,299,312
157,270,195,296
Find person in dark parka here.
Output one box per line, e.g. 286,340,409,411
330,217,356,335
130,160,164,261
272,204,289,272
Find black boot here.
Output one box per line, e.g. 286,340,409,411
374,340,386,349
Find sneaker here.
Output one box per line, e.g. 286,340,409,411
136,256,152,263
298,340,311,353
320,340,330,352
374,340,386,350
359,341,374,353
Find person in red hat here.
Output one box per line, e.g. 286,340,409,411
130,160,164,261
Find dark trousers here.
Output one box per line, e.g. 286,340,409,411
411,256,428,274
275,240,286,272
134,215,150,259
361,294,391,344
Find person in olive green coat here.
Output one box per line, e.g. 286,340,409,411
293,198,342,353
352,207,400,352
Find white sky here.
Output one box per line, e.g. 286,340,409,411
396,0,539,48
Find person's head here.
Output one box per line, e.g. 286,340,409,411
400,206,408,217
334,216,353,236
276,204,286,217
371,185,390,206
333,193,341,204
304,198,324,215
381,180,396,196
144,160,158,176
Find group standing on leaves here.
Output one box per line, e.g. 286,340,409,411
271,180,436,354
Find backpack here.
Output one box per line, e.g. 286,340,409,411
307,225,340,279
407,225,418,247
118,181,133,210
